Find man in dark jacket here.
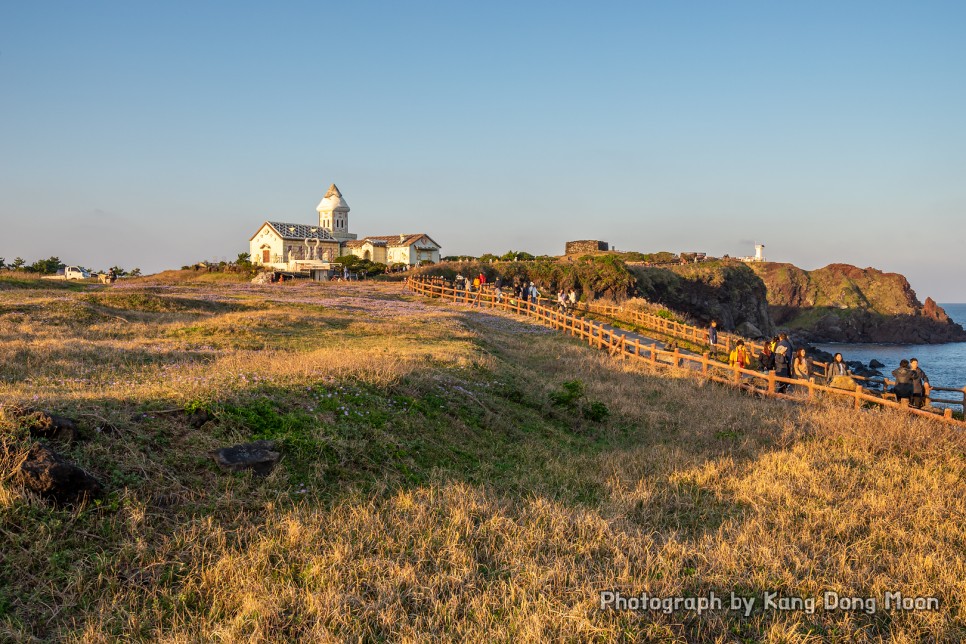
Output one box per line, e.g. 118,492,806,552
892,359,915,404
707,321,718,359
910,358,930,408
773,333,794,393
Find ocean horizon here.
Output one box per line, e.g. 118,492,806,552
813,303,966,390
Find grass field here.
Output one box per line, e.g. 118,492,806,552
1,272,964,642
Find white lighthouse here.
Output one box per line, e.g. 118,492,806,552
754,244,765,262
316,184,357,243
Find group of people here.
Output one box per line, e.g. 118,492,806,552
710,321,932,406
454,273,581,313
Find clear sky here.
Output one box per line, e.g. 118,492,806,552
1,2,964,299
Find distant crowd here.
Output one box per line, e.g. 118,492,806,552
709,320,931,407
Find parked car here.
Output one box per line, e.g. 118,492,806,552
41,266,91,280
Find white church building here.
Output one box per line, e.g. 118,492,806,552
249,184,441,271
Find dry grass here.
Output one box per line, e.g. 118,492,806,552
1,274,964,642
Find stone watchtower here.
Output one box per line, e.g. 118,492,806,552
317,184,357,242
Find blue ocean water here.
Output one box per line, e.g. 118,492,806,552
814,304,966,390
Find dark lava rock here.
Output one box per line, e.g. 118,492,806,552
188,409,213,429
209,440,280,476
15,444,102,503
869,359,885,369
6,407,79,442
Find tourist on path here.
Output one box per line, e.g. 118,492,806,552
707,321,718,358
729,340,750,369
759,341,775,372
773,333,794,393
910,358,930,408
825,352,850,385
793,347,812,381
892,360,915,404
567,288,577,312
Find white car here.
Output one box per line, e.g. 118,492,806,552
42,266,91,280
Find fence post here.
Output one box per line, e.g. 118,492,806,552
767,371,776,395
702,352,709,376
854,386,863,409
673,347,680,368
808,377,815,400
945,408,953,420
733,364,741,385
651,343,658,366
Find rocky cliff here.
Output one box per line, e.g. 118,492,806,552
748,262,966,343
627,262,776,338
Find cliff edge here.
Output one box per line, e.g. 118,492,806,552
748,262,966,343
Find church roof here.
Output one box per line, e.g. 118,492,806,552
364,234,441,248
343,239,387,248
252,221,338,242
316,183,350,213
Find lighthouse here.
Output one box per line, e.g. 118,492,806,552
754,244,765,262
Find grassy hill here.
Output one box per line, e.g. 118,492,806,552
1,273,964,640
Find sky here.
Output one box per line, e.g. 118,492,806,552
1,2,964,299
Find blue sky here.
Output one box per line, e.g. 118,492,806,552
1,2,964,299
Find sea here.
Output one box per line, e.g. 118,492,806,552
814,303,966,390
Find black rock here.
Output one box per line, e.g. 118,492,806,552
6,407,78,442
15,444,102,503
869,359,885,368
209,440,280,476
188,409,212,429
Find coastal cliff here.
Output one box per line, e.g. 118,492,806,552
627,262,776,337
747,262,966,343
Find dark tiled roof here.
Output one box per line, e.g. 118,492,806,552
364,234,440,248
266,222,337,241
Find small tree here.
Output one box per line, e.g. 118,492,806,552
0,257,5,270
479,253,499,262
11,258,25,271
109,266,128,277
28,256,64,274
129,267,142,277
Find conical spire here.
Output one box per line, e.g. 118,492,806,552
324,183,342,199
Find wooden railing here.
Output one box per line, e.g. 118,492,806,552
407,277,965,428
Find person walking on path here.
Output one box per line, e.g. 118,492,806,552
707,321,719,359
773,333,794,393
528,282,540,310
567,288,577,312
892,359,915,404
729,340,750,369
910,358,930,408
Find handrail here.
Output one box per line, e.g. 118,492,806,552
407,277,966,428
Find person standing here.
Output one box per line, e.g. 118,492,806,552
793,348,811,379
773,333,794,393
707,321,718,358
909,358,930,408
892,359,915,405
567,288,577,312
729,340,750,369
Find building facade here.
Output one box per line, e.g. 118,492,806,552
250,184,441,270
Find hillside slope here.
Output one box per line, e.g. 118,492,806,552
628,261,776,337
1,277,965,640
749,262,966,343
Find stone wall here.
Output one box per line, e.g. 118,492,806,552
565,240,609,255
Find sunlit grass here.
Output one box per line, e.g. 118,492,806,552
0,276,963,641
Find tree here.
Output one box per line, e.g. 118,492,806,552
28,256,64,274
11,257,25,270
109,266,128,277
129,267,142,277
479,253,499,262
0,257,5,270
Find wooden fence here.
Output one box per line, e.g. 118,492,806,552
407,277,966,428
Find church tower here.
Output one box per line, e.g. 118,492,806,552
317,183,357,242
